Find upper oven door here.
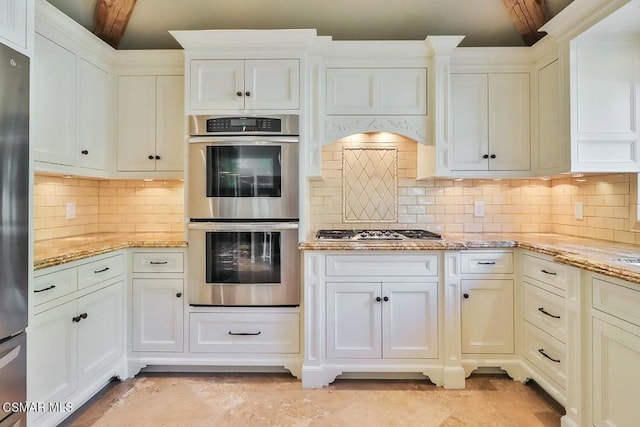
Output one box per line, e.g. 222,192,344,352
189,137,299,220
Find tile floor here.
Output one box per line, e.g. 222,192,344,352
61,373,564,426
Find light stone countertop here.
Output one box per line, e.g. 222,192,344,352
300,232,640,285
34,232,187,270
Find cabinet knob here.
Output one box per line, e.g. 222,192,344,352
236,91,242,97
81,312,88,319
375,296,382,302
245,91,251,97
483,154,489,159
463,293,469,299
81,150,88,155
155,155,161,160
383,296,389,302
72,315,81,323
148,155,154,160
176,292,182,298
490,154,496,159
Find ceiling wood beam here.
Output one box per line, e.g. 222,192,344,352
502,0,550,46
93,0,138,49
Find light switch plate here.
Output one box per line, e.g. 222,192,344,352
474,201,485,218
574,201,584,220
66,202,76,219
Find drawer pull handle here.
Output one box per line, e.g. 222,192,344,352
94,267,110,274
34,285,56,293
228,331,261,336
541,269,557,275
538,348,560,363
538,307,560,319
150,261,169,265
477,261,496,265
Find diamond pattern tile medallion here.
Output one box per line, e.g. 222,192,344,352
343,147,397,222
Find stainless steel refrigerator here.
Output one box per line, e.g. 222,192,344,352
0,42,29,427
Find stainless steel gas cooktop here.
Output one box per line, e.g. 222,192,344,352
315,229,443,241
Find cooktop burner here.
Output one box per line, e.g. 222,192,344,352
315,229,443,241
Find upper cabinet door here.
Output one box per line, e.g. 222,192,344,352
488,73,530,171
245,59,299,110
0,0,29,52
538,60,568,175
190,59,244,111
32,33,76,166
571,38,640,172
76,59,111,171
326,68,426,115
155,75,185,172
117,75,156,172
450,73,489,171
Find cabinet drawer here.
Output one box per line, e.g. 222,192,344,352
523,322,567,390
523,282,567,342
522,254,568,291
326,254,438,277
33,268,78,307
460,251,513,274
77,254,124,290
593,278,640,327
132,252,184,273
189,312,299,354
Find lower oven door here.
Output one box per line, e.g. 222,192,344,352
188,222,299,306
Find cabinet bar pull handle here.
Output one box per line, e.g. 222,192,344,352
150,261,168,265
477,261,496,265
34,285,56,293
228,331,261,336
541,269,557,275
538,307,561,319
538,348,560,363
94,267,110,273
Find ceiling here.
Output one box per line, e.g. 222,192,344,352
45,0,575,50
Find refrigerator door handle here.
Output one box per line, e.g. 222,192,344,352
0,344,21,371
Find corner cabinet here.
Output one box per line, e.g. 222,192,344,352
302,252,442,388
449,73,530,174
116,75,185,175
189,59,299,112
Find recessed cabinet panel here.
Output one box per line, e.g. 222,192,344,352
32,33,76,166
523,322,567,389
246,59,299,110
538,60,566,174
0,0,28,50
450,73,488,171
326,282,381,359
155,75,185,172
523,282,567,343
326,254,438,277
326,68,426,115
190,59,244,110
461,279,514,354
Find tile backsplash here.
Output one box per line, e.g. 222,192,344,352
310,133,640,244
34,175,183,241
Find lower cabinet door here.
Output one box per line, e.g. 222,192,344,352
592,317,640,427
132,278,184,352
383,282,438,359
461,279,514,354
77,282,124,384
326,282,381,359
28,300,78,407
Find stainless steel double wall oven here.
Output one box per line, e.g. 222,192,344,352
188,115,299,306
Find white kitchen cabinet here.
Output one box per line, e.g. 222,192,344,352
461,279,514,354
29,253,125,426
132,279,184,352
117,75,184,173
190,59,299,111
32,33,76,167
326,68,427,115
570,36,640,172
450,73,530,172
326,281,437,359
0,0,32,53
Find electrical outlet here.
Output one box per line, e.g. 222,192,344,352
574,201,584,220
66,202,76,219
474,201,485,218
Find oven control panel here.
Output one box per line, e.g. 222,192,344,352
206,117,281,133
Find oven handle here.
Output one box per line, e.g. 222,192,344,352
188,222,299,232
